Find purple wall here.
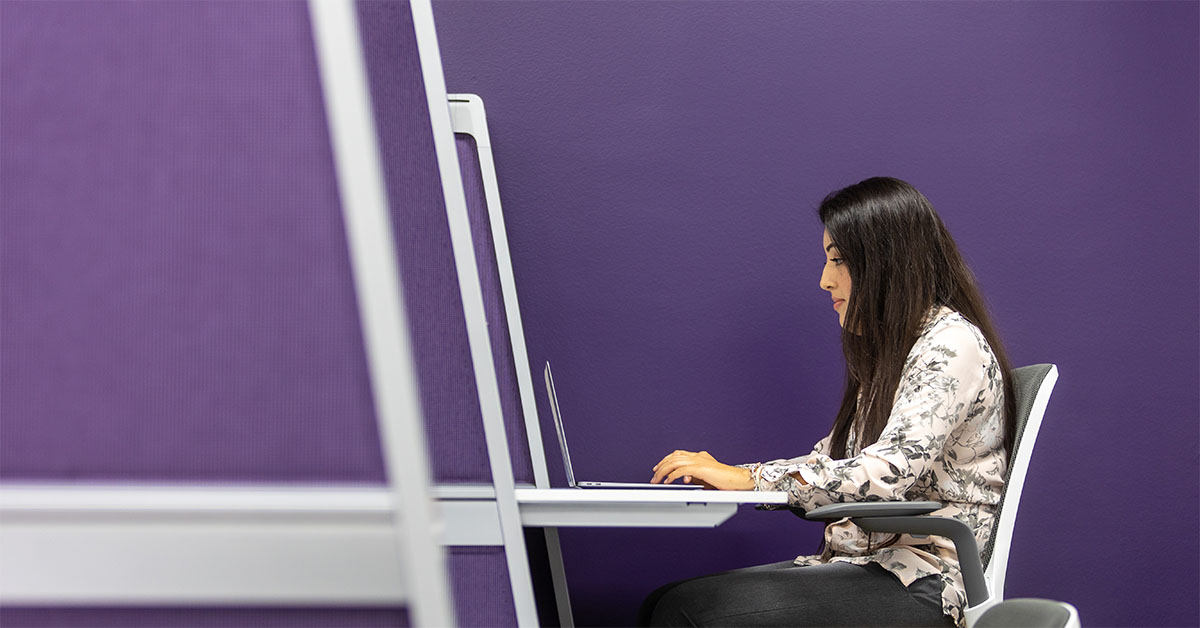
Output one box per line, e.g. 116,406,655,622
433,2,1199,626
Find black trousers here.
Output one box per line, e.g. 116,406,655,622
637,560,956,627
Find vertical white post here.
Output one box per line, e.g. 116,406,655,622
308,1,455,626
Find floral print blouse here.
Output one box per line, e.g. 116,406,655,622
743,307,1007,627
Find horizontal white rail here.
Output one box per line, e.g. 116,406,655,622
0,483,503,605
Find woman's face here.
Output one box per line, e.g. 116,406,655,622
820,230,851,328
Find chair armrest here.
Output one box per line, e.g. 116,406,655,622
785,501,989,608
800,501,944,520
854,515,987,608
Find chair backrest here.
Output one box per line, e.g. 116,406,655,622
980,364,1060,598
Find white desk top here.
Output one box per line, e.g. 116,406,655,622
514,488,788,504
0,483,791,532
513,488,788,527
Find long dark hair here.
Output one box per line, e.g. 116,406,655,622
819,177,1016,462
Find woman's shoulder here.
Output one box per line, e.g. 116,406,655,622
913,306,996,366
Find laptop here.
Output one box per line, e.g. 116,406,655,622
543,362,703,489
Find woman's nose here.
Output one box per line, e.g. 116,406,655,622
820,267,835,291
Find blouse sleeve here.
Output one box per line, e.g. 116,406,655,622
736,433,831,508
749,323,989,509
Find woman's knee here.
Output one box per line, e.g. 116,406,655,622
645,580,703,627
646,575,755,627
640,562,798,627
637,580,685,627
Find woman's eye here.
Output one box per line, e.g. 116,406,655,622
830,257,844,265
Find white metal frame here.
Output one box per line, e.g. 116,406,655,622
409,6,540,627
965,364,1059,627
447,93,573,626
445,94,552,491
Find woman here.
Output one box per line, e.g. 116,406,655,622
640,177,1016,628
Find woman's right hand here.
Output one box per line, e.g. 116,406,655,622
650,450,755,490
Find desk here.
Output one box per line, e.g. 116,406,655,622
515,488,787,527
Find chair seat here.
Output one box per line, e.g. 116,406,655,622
975,598,1079,628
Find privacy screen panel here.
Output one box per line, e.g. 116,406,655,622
0,0,387,483
447,547,520,627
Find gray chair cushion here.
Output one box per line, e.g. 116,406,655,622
976,598,1074,628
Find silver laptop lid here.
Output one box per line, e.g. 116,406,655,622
543,362,577,488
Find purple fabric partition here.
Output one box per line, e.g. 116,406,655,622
433,2,1200,627
1,0,535,490
446,548,521,628
0,0,383,483
2,0,522,625
0,0,411,625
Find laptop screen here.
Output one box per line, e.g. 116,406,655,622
543,362,578,488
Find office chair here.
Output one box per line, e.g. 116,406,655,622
797,364,1079,628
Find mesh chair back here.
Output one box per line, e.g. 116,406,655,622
980,364,1056,569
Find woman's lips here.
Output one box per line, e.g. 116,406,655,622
832,299,845,309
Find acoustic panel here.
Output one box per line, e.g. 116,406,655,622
1,0,385,483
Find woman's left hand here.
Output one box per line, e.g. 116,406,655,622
650,450,755,490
